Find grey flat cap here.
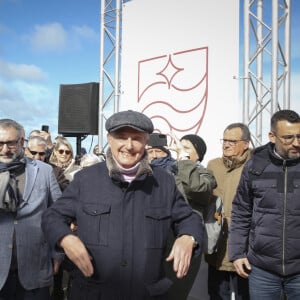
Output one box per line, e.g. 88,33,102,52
105,110,154,133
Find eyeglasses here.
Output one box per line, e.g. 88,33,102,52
0,139,19,150
220,139,245,146
58,149,71,155
27,148,46,156
273,132,300,145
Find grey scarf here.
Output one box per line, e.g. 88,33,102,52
0,158,26,213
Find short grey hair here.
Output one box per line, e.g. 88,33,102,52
224,123,251,141
80,153,102,168
0,119,24,139
27,136,47,149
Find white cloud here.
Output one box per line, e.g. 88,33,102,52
25,22,98,52
72,25,98,40
28,22,68,51
68,24,98,50
0,79,59,137
0,60,47,82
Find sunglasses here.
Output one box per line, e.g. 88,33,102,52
27,148,46,156
58,149,71,155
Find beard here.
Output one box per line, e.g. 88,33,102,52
0,150,20,164
288,151,300,160
276,145,300,160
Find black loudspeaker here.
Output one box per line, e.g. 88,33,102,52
58,82,99,136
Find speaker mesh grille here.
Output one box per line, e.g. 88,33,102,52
58,82,99,135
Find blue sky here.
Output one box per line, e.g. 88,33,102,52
0,0,100,151
0,0,299,153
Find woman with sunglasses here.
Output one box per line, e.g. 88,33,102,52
49,136,80,299
49,136,80,182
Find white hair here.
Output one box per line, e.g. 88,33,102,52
80,153,102,168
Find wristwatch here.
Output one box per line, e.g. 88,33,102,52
190,236,198,248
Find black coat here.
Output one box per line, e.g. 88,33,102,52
229,142,300,276
49,163,69,191
42,155,202,299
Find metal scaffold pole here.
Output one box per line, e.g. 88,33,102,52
98,0,123,152
243,0,291,146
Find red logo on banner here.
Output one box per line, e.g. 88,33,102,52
137,47,208,138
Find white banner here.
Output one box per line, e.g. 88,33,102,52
121,0,240,164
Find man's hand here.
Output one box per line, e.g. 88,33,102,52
167,132,190,160
233,258,251,278
165,235,195,278
60,234,94,277
40,131,53,149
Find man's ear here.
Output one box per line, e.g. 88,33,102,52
269,131,276,143
24,147,30,157
243,140,250,150
20,137,25,148
107,133,111,145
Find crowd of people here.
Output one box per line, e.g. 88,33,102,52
0,108,300,300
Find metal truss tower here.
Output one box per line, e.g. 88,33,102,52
99,0,291,150
243,0,291,146
98,0,124,151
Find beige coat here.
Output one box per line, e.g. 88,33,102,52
205,149,252,271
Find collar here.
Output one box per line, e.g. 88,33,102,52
105,148,153,182
222,148,252,171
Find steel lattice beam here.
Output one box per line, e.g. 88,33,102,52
243,0,291,146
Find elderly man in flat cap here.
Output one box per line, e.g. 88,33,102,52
42,110,203,300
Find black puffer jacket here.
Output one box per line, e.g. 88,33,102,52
229,142,300,276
